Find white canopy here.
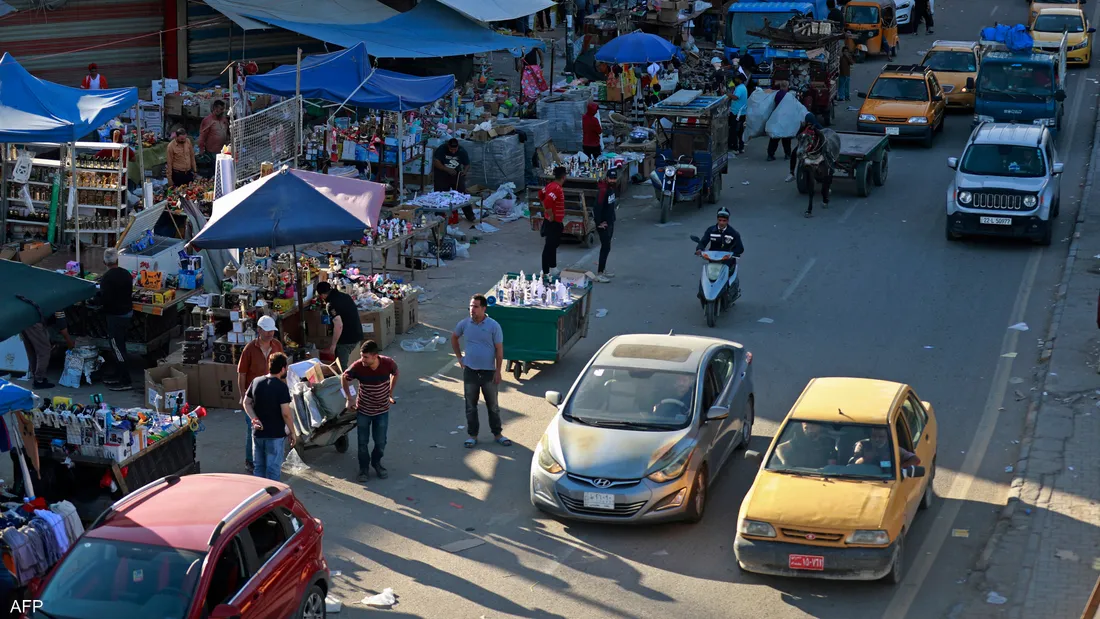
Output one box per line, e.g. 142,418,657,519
206,0,555,29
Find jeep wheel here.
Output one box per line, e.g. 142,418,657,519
945,225,961,242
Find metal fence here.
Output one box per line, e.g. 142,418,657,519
230,96,302,186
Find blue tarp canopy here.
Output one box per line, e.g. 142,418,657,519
246,43,455,111
0,53,138,143
595,33,684,64
0,379,33,417
0,261,98,343
245,0,545,59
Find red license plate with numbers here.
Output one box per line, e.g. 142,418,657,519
788,554,824,571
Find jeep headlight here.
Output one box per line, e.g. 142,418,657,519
739,519,777,538
908,116,928,124
536,434,563,474
846,530,890,545
647,445,694,483
1023,195,1037,208
859,113,877,122
974,114,995,123
958,191,973,205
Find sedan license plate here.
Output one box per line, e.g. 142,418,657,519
980,216,1013,226
583,492,615,510
885,126,900,136
789,554,825,571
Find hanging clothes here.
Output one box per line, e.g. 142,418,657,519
15,525,50,578
27,519,59,566
521,64,548,102
33,510,70,555
50,501,84,544
0,527,41,584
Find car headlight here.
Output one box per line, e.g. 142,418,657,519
846,529,890,545
1023,195,1037,208
739,519,777,538
908,116,929,124
1069,40,1089,51
957,191,972,205
859,113,877,122
1032,118,1056,127
536,435,563,474
647,445,695,483
974,115,995,123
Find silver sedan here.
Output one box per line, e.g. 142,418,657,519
530,333,755,524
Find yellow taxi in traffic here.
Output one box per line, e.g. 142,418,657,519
921,40,981,110
1031,7,1095,66
1029,0,1082,26
856,64,947,148
734,377,938,583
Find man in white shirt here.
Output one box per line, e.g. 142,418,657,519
81,64,107,90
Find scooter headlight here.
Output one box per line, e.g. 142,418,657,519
704,262,725,281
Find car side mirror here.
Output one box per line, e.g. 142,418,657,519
210,605,243,619
1055,90,1067,102
1090,27,1097,33
545,390,562,406
690,235,701,243
966,77,975,90
947,157,958,169
857,92,867,99
1053,162,1064,175
902,465,926,479
744,449,762,462
706,405,730,421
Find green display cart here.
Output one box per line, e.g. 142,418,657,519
487,275,594,381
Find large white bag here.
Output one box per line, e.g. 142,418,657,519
744,89,777,141
766,94,809,139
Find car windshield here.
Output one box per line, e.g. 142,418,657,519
35,538,205,619
844,5,879,24
960,144,1047,177
1033,13,1085,32
923,50,978,72
978,63,1055,97
564,366,696,430
728,12,794,48
765,421,896,480
868,77,929,101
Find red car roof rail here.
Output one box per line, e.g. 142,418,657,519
89,475,183,530
208,486,281,547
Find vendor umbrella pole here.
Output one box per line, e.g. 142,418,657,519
292,244,307,359
295,48,303,167
398,112,405,199
72,147,80,267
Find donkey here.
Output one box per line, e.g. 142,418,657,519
796,125,835,218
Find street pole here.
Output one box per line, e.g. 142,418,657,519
564,0,576,75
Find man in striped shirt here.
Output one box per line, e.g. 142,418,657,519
341,340,399,482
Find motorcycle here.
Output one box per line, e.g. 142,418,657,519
690,235,741,328
649,155,701,224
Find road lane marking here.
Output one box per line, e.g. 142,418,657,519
881,248,1041,618
839,203,858,223
780,258,818,301
991,5,999,16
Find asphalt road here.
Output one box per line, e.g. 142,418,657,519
259,2,1100,617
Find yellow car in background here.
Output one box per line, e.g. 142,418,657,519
856,64,947,148
1031,7,1095,66
734,377,938,583
921,41,981,110
1029,0,1082,26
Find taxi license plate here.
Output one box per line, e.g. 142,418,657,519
980,216,1012,225
885,126,900,136
789,554,825,571
583,492,615,510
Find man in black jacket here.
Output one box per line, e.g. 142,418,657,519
696,208,744,301
98,248,134,391
593,167,618,283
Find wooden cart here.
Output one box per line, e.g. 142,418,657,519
526,187,598,248
796,132,891,198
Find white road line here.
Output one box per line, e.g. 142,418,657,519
839,203,858,223
991,5,999,16
780,258,818,301
882,249,1041,618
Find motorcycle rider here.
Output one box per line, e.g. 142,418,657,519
695,208,744,301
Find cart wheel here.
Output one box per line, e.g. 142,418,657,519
872,151,889,187
855,162,871,197
795,161,810,195
582,230,597,248
512,363,524,381
659,194,671,223
334,435,349,453
707,174,723,204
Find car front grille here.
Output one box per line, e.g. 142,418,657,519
780,528,845,542
970,192,1032,210
558,493,647,517
878,116,908,123
566,473,641,489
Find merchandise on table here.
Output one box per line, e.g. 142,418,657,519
0,494,86,586
492,271,581,308
406,190,474,210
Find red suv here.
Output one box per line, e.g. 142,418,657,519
29,473,330,619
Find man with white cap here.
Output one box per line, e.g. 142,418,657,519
238,315,283,474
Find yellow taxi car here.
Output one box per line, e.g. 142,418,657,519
856,64,947,148
921,40,981,110
734,377,937,583
1031,7,1095,66
1029,0,1082,26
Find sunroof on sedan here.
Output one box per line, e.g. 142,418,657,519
611,344,692,362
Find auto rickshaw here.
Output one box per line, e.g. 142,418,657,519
844,0,900,62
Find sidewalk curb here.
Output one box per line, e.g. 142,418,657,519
969,110,1100,586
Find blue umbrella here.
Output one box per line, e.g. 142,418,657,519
594,32,684,65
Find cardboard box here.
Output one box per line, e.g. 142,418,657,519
17,242,51,266
394,296,419,334
606,85,623,102
0,243,18,261
164,93,184,117
198,361,242,410
359,303,395,350
145,364,189,412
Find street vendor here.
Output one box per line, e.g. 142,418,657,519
582,102,603,158
237,315,283,475
15,295,74,390
538,166,567,277
316,281,364,371
80,63,106,90
198,100,230,157
432,138,476,222
97,249,133,392
166,128,197,187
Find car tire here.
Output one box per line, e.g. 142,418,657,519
297,584,327,619
921,127,934,149
684,467,708,524
884,533,905,584
1036,221,1053,246
738,398,755,450
945,224,961,242
1052,196,1061,218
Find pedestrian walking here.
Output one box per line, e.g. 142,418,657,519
98,249,133,391
451,295,511,449
539,166,567,277
341,341,399,482
838,48,852,101
243,352,297,481
316,281,364,371
913,0,934,34
15,296,74,390
826,0,843,22
237,315,283,474
594,167,618,283
766,83,794,161
729,74,748,154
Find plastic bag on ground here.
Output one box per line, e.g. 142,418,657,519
483,182,517,212
744,89,777,141
401,335,446,352
282,449,310,475
766,95,809,139
455,242,471,259
362,588,396,608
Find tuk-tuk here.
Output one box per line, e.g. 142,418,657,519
844,0,900,61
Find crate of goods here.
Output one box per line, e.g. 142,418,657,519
358,303,396,350
181,341,205,364
212,339,245,365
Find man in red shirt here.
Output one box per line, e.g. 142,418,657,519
341,340,399,482
582,102,603,158
81,64,106,90
539,166,567,276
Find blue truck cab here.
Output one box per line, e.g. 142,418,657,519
725,1,822,67
973,34,1068,136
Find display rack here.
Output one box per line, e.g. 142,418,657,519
63,142,129,247
1,143,63,243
